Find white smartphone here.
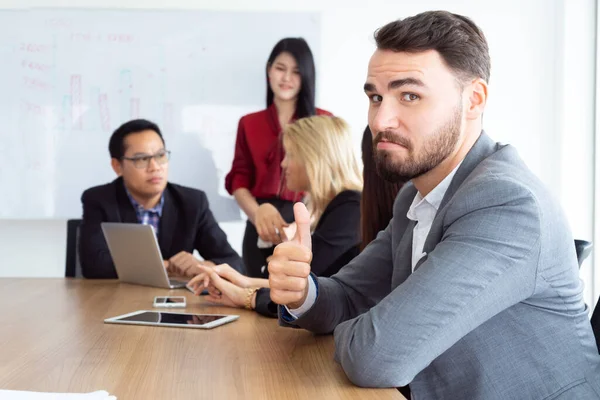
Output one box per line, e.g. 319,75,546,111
153,296,186,308
104,310,239,329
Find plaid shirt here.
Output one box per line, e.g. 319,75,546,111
126,189,165,236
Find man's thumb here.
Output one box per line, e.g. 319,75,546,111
292,202,312,250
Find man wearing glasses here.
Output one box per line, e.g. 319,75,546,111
79,119,244,279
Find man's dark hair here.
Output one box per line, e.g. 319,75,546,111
108,119,165,159
374,10,490,83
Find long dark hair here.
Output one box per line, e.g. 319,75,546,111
360,126,404,250
266,38,316,119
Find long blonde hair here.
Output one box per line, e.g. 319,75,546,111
283,115,363,229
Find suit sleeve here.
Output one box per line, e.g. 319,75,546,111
590,300,600,350
310,198,360,277
78,191,118,279
224,118,255,194
193,192,245,273
254,288,278,318
279,221,395,332
332,178,541,387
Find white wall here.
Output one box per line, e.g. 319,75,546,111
0,0,596,308
560,0,598,311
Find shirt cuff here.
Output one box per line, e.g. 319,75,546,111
285,275,318,319
226,175,251,195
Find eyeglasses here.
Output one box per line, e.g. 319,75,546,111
122,150,171,169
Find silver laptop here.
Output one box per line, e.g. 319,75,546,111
101,222,188,289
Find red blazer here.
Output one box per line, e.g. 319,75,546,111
225,104,333,201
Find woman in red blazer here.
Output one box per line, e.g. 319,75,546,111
225,37,332,278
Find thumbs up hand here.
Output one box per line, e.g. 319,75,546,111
268,202,313,309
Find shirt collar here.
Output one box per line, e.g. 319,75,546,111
125,187,164,216
407,161,463,221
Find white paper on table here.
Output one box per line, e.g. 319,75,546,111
0,390,116,400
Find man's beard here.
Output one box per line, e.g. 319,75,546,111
373,103,462,183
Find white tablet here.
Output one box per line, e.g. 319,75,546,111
104,310,239,329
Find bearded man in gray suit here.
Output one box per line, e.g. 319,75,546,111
265,10,600,400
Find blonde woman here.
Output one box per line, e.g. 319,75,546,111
189,115,363,317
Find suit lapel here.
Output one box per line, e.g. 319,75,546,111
391,184,418,287
158,186,178,257
115,178,138,224
392,219,417,288
414,254,428,272
419,131,502,259
438,131,499,211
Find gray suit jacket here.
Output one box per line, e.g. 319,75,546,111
281,132,600,399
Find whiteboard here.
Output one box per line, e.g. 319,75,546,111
0,9,321,220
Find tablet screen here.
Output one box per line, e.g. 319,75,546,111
118,311,227,326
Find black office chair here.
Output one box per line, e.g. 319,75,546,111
574,239,599,353
65,219,83,278
591,297,600,354
575,239,593,268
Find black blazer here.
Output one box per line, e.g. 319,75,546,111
79,177,244,279
254,190,361,318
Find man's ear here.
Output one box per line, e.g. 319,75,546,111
465,78,488,121
111,158,123,176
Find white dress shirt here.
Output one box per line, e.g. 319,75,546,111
288,163,462,318
406,163,461,271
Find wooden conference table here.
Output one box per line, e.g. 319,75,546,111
0,279,404,399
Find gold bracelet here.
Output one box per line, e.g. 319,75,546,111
245,288,258,310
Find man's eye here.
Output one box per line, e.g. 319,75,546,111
370,94,382,103
402,93,419,102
